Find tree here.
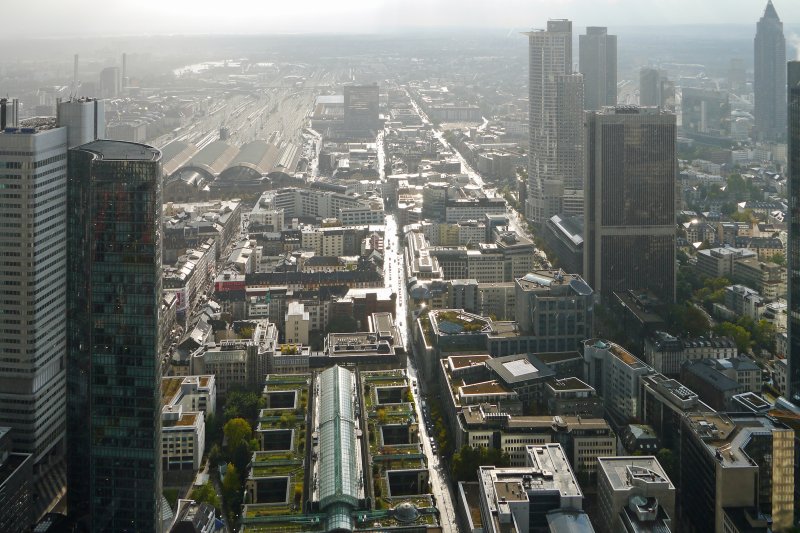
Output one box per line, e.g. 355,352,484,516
771,252,786,267
451,445,511,481
223,391,265,423
190,481,221,512
222,463,243,517
224,418,252,453
715,322,751,353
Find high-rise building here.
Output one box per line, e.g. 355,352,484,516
99,66,120,99
639,68,675,110
525,20,585,223
0,99,103,515
788,60,800,401
343,84,379,138
584,106,676,303
754,0,786,140
66,140,163,532
579,27,617,111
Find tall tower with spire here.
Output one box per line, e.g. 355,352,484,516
754,0,786,140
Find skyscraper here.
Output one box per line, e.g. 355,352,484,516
639,68,675,110
66,140,163,532
579,27,617,111
584,107,676,303
0,98,103,513
343,84,379,138
788,60,800,401
754,0,786,140
525,20,585,224
99,66,120,99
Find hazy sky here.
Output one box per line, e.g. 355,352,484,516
7,0,800,37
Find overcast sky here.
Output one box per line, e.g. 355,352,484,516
6,0,800,37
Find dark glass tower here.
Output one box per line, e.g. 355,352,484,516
66,140,163,532
788,61,800,401
754,0,786,140
584,107,676,303
579,27,617,111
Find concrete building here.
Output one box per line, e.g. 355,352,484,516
66,140,163,531
643,331,738,376
754,0,786,140
680,357,761,410
477,444,584,533
343,84,379,138
514,271,594,353
0,427,34,533
285,301,310,345
582,340,654,424
679,412,794,532
579,27,617,111
584,107,676,303
597,456,675,533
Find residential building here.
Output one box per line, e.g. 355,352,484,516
285,302,310,345
679,412,794,532
643,331,738,376
680,357,761,410
584,107,676,303
66,140,163,531
754,0,786,140
597,456,675,533
525,20,585,223
579,27,617,111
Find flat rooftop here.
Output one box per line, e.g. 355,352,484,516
598,456,674,490
76,139,160,161
685,413,789,468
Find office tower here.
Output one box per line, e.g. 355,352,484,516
57,98,106,149
66,140,163,532
584,107,676,303
525,20,585,224
788,60,800,401
557,73,585,192
728,58,746,92
343,84,379,138
99,66,120,99
579,26,617,110
0,99,104,519
73,54,79,93
597,456,675,533
681,87,731,138
639,68,675,110
122,52,128,89
680,412,794,532
754,0,786,140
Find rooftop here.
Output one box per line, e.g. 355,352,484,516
75,139,160,161
685,413,789,468
598,456,674,491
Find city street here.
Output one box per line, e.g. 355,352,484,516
383,213,461,533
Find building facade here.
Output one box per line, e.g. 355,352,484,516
787,60,800,401
579,27,617,111
66,140,163,532
754,0,786,140
584,107,676,303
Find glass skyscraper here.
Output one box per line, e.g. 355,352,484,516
66,140,163,532
754,0,786,140
584,107,676,303
788,61,800,402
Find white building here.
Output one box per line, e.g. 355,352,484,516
285,302,310,345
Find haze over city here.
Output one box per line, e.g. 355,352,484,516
1,1,800,533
